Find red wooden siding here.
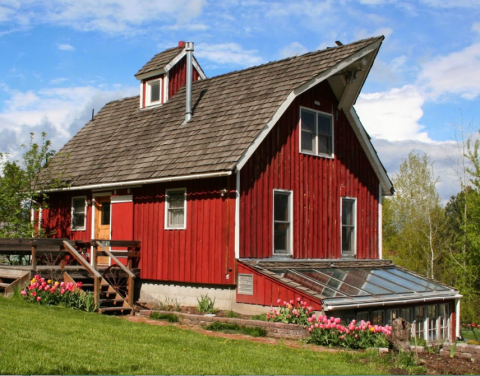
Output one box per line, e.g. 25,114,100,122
240,81,379,259
42,191,92,240
133,176,236,285
168,56,201,98
236,262,322,310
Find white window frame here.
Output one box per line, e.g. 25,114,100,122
145,77,162,107
299,106,334,158
341,197,357,257
71,196,87,231
272,189,293,256
165,188,187,230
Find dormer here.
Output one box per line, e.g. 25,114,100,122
135,41,207,109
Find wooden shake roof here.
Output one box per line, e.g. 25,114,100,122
48,36,387,188
135,46,184,77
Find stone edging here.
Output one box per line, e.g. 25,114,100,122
138,310,309,339
440,342,480,360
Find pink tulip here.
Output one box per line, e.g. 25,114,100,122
61,288,65,295
289,300,294,305
21,290,26,295
34,274,40,280
31,292,36,297
335,318,341,324
296,297,301,302
277,298,281,304
355,334,358,338
36,297,41,301
340,335,344,339
60,282,65,287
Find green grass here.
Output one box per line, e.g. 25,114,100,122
0,297,390,375
149,312,179,322
204,321,267,337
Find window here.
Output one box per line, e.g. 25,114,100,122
439,304,450,340
273,190,292,255
101,202,111,225
300,107,333,157
428,305,438,341
165,189,186,229
71,197,86,231
341,198,356,256
372,310,384,325
414,306,426,340
146,78,162,106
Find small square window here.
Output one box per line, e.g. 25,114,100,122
165,189,186,229
300,108,333,157
145,78,162,106
71,197,86,231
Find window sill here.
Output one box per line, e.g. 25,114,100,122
300,150,334,159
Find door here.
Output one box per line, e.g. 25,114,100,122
94,195,111,265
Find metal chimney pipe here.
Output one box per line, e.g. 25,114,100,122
185,42,194,123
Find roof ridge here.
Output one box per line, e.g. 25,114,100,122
201,36,383,82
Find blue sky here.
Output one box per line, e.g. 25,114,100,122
1,0,479,200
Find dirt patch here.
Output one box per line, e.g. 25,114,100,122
416,352,480,375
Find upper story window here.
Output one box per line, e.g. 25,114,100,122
165,188,186,229
300,107,333,157
341,197,356,257
71,196,86,231
145,78,162,107
273,190,292,255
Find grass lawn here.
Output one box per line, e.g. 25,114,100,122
0,297,390,375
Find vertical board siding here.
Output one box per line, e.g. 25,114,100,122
236,262,322,310
240,81,379,259
168,56,201,98
42,191,92,240
134,176,236,285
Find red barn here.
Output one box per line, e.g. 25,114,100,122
42,38,461,341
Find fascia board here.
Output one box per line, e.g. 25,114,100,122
235,39,383,173
135,68,166,81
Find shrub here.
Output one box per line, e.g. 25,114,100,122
267,297,313,325
149,312,179,322
249,313,267,321
226,310,240,318
197,294,216,314
21,275,97,312
306,316,391,349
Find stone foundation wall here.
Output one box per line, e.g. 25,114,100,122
440,342,480,360
138,310,309,340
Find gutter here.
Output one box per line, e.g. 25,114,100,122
323,294,463,311
46,171,233,192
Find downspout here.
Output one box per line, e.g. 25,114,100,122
184,42,194,123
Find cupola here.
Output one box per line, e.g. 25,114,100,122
135,41,206,109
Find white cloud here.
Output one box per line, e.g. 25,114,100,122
418,42,480,100
57,43,75,51
195,43,263,67
420,0,480,8
279,42,308,58
473,22,480,34
0,85,137,156
356,85,430,142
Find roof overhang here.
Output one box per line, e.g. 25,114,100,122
234,37,393,196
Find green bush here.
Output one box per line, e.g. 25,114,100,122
197,294,216,314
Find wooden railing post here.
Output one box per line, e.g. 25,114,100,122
30,240,37,278
92,243,99,309
127,252,134,311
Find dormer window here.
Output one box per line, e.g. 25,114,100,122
145,78,162,107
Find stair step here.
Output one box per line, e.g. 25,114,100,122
100,298,125,304
0,282,10,287
98,306,132,313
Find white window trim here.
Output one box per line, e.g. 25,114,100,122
145,77,163,107
340,197,357,257
71,196,87,231
272,189,293,256
165,188,187,230
299,106,334,158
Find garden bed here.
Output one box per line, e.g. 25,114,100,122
138,309,309,339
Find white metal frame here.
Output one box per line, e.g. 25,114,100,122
272,189,293,256
340,197,357,257
299,106,334,159
165,188,187,230
71,196,87,231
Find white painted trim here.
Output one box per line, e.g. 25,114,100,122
165,188,187,230
135,68,166,81
299,106,334,158
164,50,186,72
378,183,383,260
111,195,133,204
39,207,42,234
164,72,169,102
192,57,207,79
340,196,357,257
145,77,163,107
139,82,143,108
71,196,87,231
347,108,393,195
47,171,232,192
455,298,461,338
235,171,240,259
272,189,293,256
234,39,391,197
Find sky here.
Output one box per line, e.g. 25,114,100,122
1,0,479,201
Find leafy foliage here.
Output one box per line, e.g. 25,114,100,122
197,294,217,314
0,132,67,238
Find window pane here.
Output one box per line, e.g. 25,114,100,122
318,135,331,155
301,130,315,152
168,209,184,226
101,202,110,225
72,198,85,229
301,110,315,132
274,193,289,221
318,114,332,135
167,190,185,228
150,80,160,102
342,199,354,225
169,192,185,209
274,223,289,253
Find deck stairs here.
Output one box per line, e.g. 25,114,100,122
64,270,133,315
0,266,30,297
